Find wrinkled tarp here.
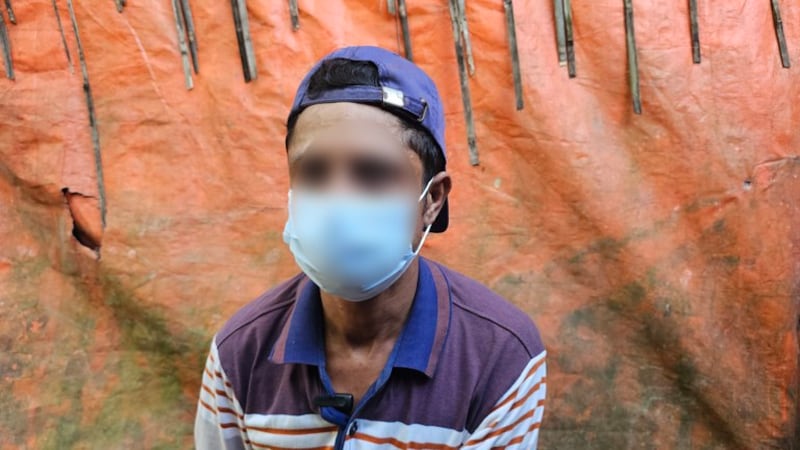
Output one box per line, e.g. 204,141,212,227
0,0,798,448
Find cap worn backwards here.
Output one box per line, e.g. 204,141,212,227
287,46,449,233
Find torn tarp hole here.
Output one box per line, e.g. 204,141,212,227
62,188,102,251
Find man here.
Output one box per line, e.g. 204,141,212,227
195,46,546,449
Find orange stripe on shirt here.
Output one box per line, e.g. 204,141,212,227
213,370,234,388
509,377,546,411
247,440,333,450
484,380,546,430
201,384,228,400
246,425,339,435
215,388,231,399
489,357,546,414
199,399,217,415
488,420,541,449
465,409,534,446
205,367,233,389
217,406,244,419
350,432,459,450
463,398,544,446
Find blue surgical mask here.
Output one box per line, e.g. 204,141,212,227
282,180,434,302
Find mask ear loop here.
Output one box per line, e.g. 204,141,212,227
413,177,436,254
418,177,436,203
413,223,433,255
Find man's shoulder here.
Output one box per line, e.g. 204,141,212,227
431,261,545,358
215,273,305,349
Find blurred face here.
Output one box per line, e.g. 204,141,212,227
284,102,452,301
287,103,424,199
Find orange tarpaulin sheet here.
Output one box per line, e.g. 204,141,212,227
0,0,798,448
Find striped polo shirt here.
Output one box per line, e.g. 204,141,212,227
195,258,546,449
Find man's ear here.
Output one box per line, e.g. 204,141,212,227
422,171,452,227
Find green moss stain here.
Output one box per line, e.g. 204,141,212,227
606,282,646,312
0,385,28,448
674,356,698,393
10,255,51,285
78,274,205,449
21,267,205,449
566,236,626,267
720,255,740,267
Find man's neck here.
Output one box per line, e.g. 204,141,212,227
320,258,420,348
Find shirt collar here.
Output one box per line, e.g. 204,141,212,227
269,258,451,378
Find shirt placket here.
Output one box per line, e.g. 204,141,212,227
319,349,399,450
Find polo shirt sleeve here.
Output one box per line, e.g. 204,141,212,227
460,350,547,449
194,339,250,450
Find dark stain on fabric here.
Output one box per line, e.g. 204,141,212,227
607,282,646,313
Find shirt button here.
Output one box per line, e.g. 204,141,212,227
348,421,358,436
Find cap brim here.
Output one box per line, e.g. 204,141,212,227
430,198,449,233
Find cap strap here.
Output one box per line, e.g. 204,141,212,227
300,85,428,122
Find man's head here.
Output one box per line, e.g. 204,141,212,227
285,46,450,235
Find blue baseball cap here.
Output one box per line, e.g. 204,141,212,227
287,46,449,233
